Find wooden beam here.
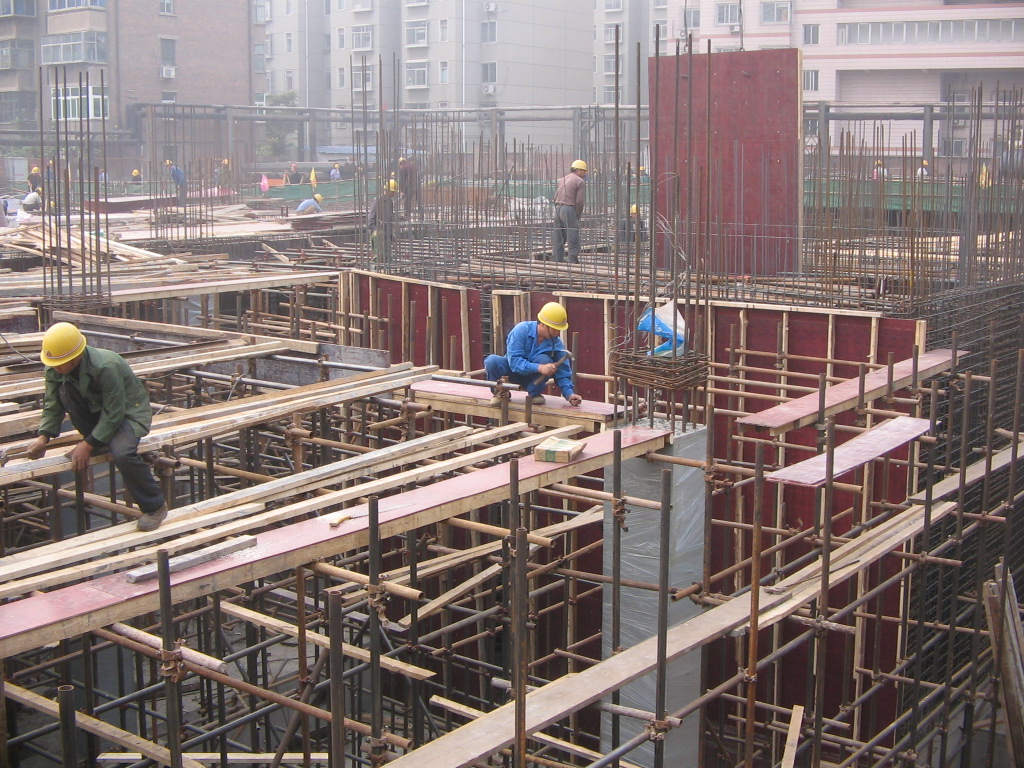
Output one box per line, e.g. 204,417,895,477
781,704,805,768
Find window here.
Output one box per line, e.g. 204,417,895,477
42,31,106,63
803,24,819,44
253,42,267,72
324,0,330,12
323,70,332,90
439,19,449,41
683,8,700,29
481,20,496,43
337,28,345,48
285,70,294,89
48,0,104,9
940,138,966,157
406,0,427,5
604,0,622,10
352,25,372,49
481,61,496,83
439,60,449,83
254,92,266,107
761,1,789,23
837,18,1023,45
0,39,34,69
352,64,373,90
285,0,292,13
406,20,428,46
161,91,176,103
802,69,818,91
337,0,344,7
254,0,268,23
50,84,108,119
160,37,175,66
438,101,449,108
716,3,740,24
406,61,428,87
337,66,345,87
0,0,35,15
160,0,173,12
654,0,666,7
285,32,293,53
603,54,621,74
603,86,618,103
352,0,372,9
324,33,331,53
603,24,617,43
652,22,668,47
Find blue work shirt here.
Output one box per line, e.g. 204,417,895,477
505,320,574,397
296,198,323,214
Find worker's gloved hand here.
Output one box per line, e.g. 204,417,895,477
26,435,50,460
567,394,582,407
537,362,558,377
66,441,93,472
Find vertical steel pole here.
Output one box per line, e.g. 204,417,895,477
328,590,347,768
157,550,183,768
57,684,78,768
512,525,529,768
368,495,384,767
653,467,672,768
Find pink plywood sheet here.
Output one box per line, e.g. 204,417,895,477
768,416,931,488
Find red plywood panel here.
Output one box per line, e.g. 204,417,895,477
649,49,802,276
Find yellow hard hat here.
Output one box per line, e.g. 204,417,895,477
31,166,39,173
571,159,588,172
399,157,407,163
132,169,140,175
40,322,86,367
639,166,645,172
222,158,229,165
630,204,638,214
922,160,929,166
166,159,172,165
537,302,568,331
387,180,399,192
313,193,324,202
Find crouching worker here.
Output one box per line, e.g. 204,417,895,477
484,302,583,407
27,322,168,532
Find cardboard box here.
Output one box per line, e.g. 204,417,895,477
533,437,585,463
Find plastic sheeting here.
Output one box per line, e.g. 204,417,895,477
601,426,707,767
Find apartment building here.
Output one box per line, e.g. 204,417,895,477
260,0,331,108
0,0,256,128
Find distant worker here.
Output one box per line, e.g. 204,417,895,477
484,302,582,407
368,180,399,264
296,193,324,215
330,163,341,181
21,187,42,213
618,203,648,244
215,158,234,190
872,160,889,181
27,323,168,532
340,161,356,180
27,166,42,193
551,159,588,263
129,169,143,184
638,165,651,184
287,163,304,184
398,156,421,218
916,159,930,178
166,160,186,205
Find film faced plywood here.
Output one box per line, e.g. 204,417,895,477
649,49,802,276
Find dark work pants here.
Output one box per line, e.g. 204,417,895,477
58,383,165,514
551,204,580,263
484,353,557,397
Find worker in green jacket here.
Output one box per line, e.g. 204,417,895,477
27,322,168,531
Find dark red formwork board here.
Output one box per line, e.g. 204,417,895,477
768,416,931,488
648,49,802,276
0,426,670,658
736,348,955,435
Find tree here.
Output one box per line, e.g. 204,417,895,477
257,91,299,161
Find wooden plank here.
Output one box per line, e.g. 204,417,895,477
781,704,805,768
219,602,434,681
124,537,257,583
6,683,206,768
97,755,330,764
767,417,931,488
0,426,669,658
908,439,1024,503
736,349,955,435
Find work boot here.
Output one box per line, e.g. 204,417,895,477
137,504,168,532
529,394,546,405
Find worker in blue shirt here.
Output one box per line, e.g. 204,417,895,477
296,193,324,215
484,302,582,407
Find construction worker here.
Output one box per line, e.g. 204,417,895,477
368,179,399,264
398,156,421,218
618,203,648,243
916,159,930,178
872,159,889,181
296,193,324,215
166,159,186,205
129,168,143,184
552,159,587,263
27,323,168,532
27,165,42,193
21,187,43,213
484,302,582,407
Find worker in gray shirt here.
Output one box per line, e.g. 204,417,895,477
551,159,587,263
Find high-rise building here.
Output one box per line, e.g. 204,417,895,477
261,0,331,108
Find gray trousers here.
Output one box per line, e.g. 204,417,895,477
552,204,580,263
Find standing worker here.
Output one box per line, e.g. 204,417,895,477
166,160,186,205
916,159,930,178
398,156,421,219
484,302,582,407
552,159,588,264
368,180,399,265
296,193,324,215
26,323,168,532
26,166,42,194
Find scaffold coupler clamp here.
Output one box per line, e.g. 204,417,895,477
366,581,389,620
646,719,671,742
612,496,628,532
160,643,185,682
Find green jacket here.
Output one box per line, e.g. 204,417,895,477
39,346,153,446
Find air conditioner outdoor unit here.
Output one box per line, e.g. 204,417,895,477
729,24,740,33
161,66,177,79
482,84,496,95
484,2,497,11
